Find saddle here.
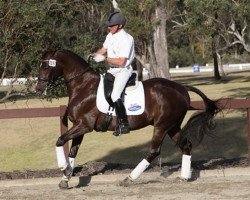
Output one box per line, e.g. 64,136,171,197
103,72,137,107
101,72,137,131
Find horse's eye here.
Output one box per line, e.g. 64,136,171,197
40,63,49,69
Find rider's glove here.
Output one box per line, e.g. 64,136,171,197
93,54,106,63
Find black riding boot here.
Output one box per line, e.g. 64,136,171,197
113,99,130,136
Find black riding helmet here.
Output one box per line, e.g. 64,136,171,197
107,11,126,27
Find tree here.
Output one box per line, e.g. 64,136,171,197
2,0,248,102
150,0,170,78
219,0,250,53
117,0,170,78
182,0,250,79
0,0,45,102
0,0,110,102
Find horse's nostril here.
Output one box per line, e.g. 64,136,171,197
36,89,42,95
35,86,43,94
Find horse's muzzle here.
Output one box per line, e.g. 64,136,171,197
35,83,47,95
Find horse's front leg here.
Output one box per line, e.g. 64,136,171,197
59,135,84,181
55,124,89,189
68,135,84,169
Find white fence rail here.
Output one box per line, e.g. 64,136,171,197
170,63,250,74
1,63,250,86
0,78,28,86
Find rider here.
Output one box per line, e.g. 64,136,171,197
93,11,135,135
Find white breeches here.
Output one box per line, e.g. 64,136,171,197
107,66,132,102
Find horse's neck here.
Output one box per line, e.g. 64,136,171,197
62,66,85,82
66,70,100,100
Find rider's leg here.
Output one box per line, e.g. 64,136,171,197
113,98,130,135
111,67,132,135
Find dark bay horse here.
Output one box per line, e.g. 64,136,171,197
36,49,220,189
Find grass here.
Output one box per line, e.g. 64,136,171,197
0,71,249,171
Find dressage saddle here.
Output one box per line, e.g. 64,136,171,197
101,72,137,135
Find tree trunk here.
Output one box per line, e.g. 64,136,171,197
148,0,170,78
217,53,226,77
212,34,221,80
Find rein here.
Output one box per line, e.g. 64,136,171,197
48,67,90,90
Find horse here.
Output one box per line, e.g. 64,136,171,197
35,49,220,189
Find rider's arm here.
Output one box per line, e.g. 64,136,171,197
96,47,107,55
96,48,127,67
107,57,127,67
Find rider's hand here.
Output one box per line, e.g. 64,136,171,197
93,54,106,63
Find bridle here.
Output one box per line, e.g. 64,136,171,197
38,58,90,86
37,59,57,83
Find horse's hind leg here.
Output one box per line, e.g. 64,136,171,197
120,127,167,186
169,129,193,180
169,127,192,155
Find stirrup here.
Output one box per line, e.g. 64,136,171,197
113,123,130,136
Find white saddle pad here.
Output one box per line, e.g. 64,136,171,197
96,75,145,116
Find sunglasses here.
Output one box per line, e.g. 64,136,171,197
108,24,119,28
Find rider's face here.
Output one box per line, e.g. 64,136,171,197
108,25,120,34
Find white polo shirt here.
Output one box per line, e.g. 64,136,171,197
103,29,135,68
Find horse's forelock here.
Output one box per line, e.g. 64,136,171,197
40,49,57,60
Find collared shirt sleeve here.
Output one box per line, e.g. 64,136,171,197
103,33,111,49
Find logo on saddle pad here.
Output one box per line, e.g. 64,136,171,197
128,104,142,112
96,75,145,116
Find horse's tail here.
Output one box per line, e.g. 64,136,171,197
179,85,221,147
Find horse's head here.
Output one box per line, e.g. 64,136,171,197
36,50,63,94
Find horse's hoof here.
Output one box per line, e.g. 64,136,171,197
174,177,190,183
63,164,73,177
113,131,121,137
59,180,69,189
119,177,133,187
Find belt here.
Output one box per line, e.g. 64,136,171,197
110,65,132,69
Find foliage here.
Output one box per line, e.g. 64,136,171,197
118,0,157,55
0,0,110,99
0,0,249,100
184,0,250,53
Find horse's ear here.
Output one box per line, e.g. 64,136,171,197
37,49,47,57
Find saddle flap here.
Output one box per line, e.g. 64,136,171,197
103,72,137,107
96,75,145,116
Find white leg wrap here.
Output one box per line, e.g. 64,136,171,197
181,154,192,179
129,159,150,180
62,174,70,181
68,157,75,169
56,146,67,170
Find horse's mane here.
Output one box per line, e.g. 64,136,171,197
59,49,89,66
58,49,101,76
